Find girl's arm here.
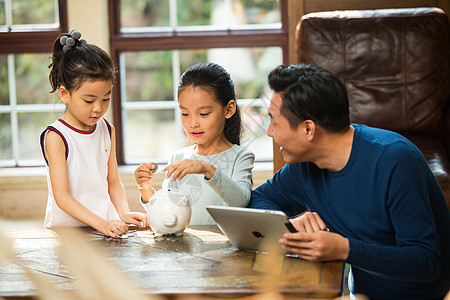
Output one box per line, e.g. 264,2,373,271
45,130,128,238
107,126,148,228
204,148,254,207
162,147,255,207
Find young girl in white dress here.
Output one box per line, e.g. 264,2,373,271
41,29,148,237
135,62,255,225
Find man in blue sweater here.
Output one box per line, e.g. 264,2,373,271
249,64,450,299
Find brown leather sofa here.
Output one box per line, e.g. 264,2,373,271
296,7,450,208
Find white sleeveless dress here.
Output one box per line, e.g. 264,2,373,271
40,118,119,227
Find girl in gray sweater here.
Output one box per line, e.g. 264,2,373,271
135,63,254,224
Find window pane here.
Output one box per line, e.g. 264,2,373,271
122,46,280,163
177,0,212,26
177,47,282,100
18,111,60,161
123,51,174,102
120,0,170,29
180,0,282,28
0,2,5,26
15,53,55,105
0,113,12,160
240,101,272,161
207,47,282,99
239,0,281,25
179,49,208,74
12,0,57,25
124,109,178,163
210,0,281,29
119,0,280,31
0,54,8,105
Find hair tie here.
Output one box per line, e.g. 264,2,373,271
60,29,87,53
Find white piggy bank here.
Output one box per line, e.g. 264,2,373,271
145,188,191,236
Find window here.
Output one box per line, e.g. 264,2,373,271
0,0,67,167
109,0,288,165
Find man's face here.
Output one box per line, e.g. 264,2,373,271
267,92,309,164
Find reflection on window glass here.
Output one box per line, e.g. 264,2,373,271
124,109,177,163
211,0,280,29
179,49,208,73
124,47,280,103
207,47,281,99
178,47,281,100
12,0,57,25
15,53,54,105
0,2,5,26
240,102,272,161
123,51,174,102
119,0,280,31
177,0,212,27
0,55,8,105
0,113,12,161
120,0,169,28
239,0,280,25
19,112,60,160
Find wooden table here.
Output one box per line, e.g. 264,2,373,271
0,225,344,299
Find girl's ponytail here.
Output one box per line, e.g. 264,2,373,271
48,29,114,95
48,33,65,93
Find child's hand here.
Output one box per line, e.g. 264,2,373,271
100,219,129,238
120,212,149,228
135,163,157,190
163,159,216,181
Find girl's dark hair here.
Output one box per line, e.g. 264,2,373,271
178,62,241,145
268,64,350,133
48,32,115,94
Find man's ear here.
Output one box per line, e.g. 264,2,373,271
304,120,316,141
225,100,237,119
59,86,70,104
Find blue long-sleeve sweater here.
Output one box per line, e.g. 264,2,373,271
249,124,450,300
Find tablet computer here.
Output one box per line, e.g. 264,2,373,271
206,205,297,252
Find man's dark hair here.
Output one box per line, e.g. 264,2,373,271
268,64,350,132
